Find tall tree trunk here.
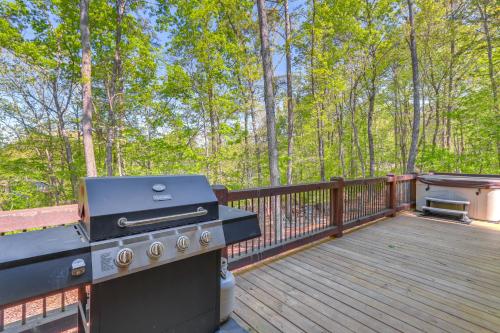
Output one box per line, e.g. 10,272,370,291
52,84,77,198
208,83,219,183
406,0,421,173
236,76,251,186
244,107,250,186
116,125,125,176
446,0,455,150
477,0,499,167
419,83,426,152
432,89,440,148
367,76,376,176
284,0,294,185
106,0,126,176
115,1,126,177
336,102,346,177
45,115,59,205
365,3,376,177
80,0,97,177
249,81,262,186
477,0,498,109
310,0,325,181
349,78,365,177
105,85,115,176
256,0,280,185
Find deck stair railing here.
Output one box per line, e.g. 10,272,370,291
0,173,417,332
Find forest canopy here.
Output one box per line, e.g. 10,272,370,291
0,0,498,210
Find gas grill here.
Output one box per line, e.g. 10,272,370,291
0,175,261,333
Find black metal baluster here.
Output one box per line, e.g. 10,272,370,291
22,303,26,325
0,305,4,332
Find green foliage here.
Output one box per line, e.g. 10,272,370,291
0,0,498,210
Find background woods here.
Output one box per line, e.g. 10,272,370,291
0,0,498,210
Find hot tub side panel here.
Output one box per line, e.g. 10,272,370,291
416,181,500,222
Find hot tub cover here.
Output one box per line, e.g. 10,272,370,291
418,174,500,189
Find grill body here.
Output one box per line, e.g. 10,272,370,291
90,251,220,333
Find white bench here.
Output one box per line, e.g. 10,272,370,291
422,197,471,223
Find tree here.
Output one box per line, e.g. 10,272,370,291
257,0,281,186
284,0,294,185
80,0,97,177
406,0,421,173
476,0,497,110
0,0,498,210
105,0,127,176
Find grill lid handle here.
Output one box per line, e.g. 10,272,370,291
117,207,208,228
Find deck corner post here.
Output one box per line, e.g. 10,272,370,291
410,172,418,208
387,174,397,216
330,177,344,237
212,184,229,258
212,185,229,205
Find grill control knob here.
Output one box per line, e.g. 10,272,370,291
148,241,164,259
200,231,212,246
115,248,134,267
176,235,190,251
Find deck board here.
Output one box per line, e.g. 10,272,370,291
233,214,500,333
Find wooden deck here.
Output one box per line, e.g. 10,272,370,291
231,214,500,333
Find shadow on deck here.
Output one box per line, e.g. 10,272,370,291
231,214,500,333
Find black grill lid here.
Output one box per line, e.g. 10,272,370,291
79,175,219,241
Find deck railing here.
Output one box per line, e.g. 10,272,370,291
0,173,417,332
214,174,416,269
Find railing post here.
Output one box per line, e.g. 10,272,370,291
0,305,4,332
410,172,418,208
212,184,229,206
212,185,229,258
387,174,397,216
330,177,344,237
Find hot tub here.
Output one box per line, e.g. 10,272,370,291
416,173,500,222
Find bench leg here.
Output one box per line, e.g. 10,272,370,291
460,214,471,224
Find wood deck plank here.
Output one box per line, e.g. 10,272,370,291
344,235,500,289
310,246,500,331
270,260,426,333
232,214,500,333
238,276,353,333
235,287,304,333
295,250,491,333
257,266,400,333
236,282,327,333
338,237,500,293
355,221,500,263
232,298,282,333
350,227,500,273
315,244,500,326
280,256,451,333
323,242,500,309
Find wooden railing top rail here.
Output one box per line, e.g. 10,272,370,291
224,181,339,201
343,176,389,185
223,174,418,202
0,204,79,234
395,174,417,181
